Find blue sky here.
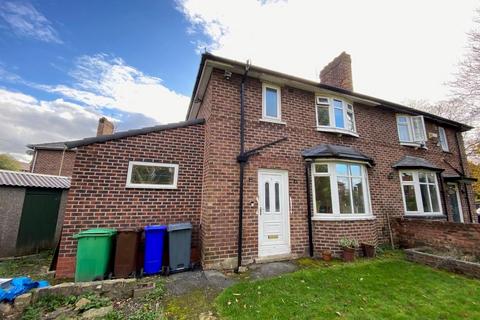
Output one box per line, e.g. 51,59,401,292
0,0,478,161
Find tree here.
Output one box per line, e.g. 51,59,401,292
468,161,480,201
0,154,22,171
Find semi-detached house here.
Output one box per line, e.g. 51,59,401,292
55,52,477,277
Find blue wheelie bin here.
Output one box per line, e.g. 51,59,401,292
143,225,167,275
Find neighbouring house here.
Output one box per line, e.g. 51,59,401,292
27,117,115,176
54,52,477,278
0,170,70,257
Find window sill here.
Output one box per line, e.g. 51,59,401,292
126,184,177,190
404,213,445,218
400,142,427,149
316,127,359,138
260,118,286,125
312,215,375,221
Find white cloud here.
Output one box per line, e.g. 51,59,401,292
177,0,478,103
40,54,190,124
0,88,102,161
0,1,62,43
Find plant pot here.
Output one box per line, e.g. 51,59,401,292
342,247,355,262
322,251,332,262
361,243,376,258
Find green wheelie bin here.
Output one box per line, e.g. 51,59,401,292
73,228,117,282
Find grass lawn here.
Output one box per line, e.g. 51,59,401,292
216,252,480,320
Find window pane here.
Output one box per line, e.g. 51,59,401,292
317,106,330,126
429,185,440,212
336,163,348,176
265,182,270,211
427,173,435,183
265,87,278,118
420,184,432,212
419,172,427,183
350,165,361,176
314,176,332,214
398,124,410,141
275,182,280,212
315,164,328,173
403,185,418,211
401,172,413,182
131,165,175,185
412,116,426,142
333,100,344,128
346,109,354,131
352,178,365,213
337,177,352,213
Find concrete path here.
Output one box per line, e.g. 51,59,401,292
164,260,299,296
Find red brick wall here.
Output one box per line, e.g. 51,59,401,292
32,149,76,176
197,68,476,269
394,218,480,255
55,123,205,278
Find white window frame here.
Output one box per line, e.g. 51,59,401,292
262,83,282,122
396,114,427,147
311,161,373,221
315,96,358,137
438,127,449,152
126,161,178,189
399,170,443,216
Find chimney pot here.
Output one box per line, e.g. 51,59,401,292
319,52,353,91
97,117,114,136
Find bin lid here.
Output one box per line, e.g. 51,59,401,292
73,228,117,239
167,222,192,232
144,225,167,231
117,227,143,233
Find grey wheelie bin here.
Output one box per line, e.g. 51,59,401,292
166,222,192,274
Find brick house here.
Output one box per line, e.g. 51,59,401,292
27,117,115,176
55,52,476,277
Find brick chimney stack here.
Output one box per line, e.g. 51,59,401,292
320,52,353,91
96,117,114,136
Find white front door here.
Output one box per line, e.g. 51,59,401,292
447,183,464,223
258,169,290,257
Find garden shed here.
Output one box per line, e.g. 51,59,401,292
0,170,70,258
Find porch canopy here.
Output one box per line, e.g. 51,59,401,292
392,156,444,172
442,173,477,184
301,143,374,166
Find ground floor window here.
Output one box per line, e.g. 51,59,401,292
311,162,372,220
399,170,442,215
126,161,178,189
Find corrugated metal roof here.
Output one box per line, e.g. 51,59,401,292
0,170,70,189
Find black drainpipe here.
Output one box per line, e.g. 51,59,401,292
235,62,250,272
455,132,474,223
305,159,314,257
437,171,449,221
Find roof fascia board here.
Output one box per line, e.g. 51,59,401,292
188,54,471,131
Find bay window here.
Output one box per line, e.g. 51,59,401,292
399,170,442,215
315,96,356,135
312,162,372,220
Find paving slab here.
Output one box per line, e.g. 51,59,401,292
248,261,299,280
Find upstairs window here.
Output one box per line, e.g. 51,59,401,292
262,83,281,121
315,96,356,135
396,115,427,146
399,170,442,215
438,127,449,152
126,161,178,189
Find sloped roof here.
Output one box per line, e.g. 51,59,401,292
65,118,205,149
392,156,443,171
27,141,67,150
187,53,472,132
302,144,374,165
0,170,70,189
